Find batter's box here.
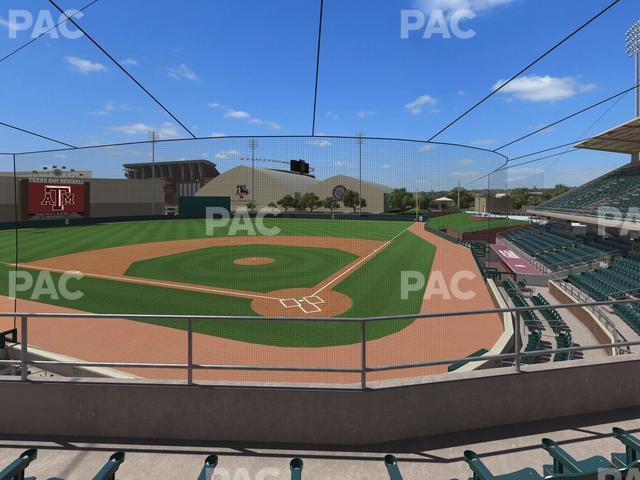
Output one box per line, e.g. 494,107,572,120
298,300,322,314
303,295,325,305
280,298,301,309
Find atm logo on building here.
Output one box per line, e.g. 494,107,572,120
27,181,86,216
41,185,75,211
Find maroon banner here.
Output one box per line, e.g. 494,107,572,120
28,182,86,216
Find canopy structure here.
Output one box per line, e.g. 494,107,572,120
575,116,640,154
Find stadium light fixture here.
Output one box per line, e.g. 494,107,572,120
627,21,640,114
626,21,640,162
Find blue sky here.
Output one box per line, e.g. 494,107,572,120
0,0,638,188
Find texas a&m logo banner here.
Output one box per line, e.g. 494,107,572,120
28,182,86,216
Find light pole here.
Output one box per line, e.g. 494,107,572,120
626,20,640,163
357,133,364,215
249,138,257,209
149,130,159,215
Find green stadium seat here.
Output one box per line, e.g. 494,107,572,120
290,458,303,480
196,455,218,480
92,451,125,480
384,455,404,480
541,438,614,476
0,449,37,480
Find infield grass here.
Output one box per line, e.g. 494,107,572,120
0,218,439,346
125,245,358,292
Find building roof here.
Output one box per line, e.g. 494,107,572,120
434,196,455,202
123,159,216,168
575,116,640,154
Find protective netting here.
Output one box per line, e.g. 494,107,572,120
0,136,519,383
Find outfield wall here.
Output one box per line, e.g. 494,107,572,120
0,177,164,222
1,354,640,445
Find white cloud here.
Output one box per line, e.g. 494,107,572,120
458,158,475,166
109,122,180,139
0,17,18,32
334,161,350,168
356,110,376,118
215,149,241,160
210,132,226,137
325,111,339,120
90,101,131,116
451,171,482,177
168,63,198,81
66,56,106,74
382,164,391,170
470,138,497,146
308,139,332,148
493,75,596,102
121,58,138,66
416,0,514,15
418,144,433,152
225,110,251,119
405,94,438,114
211,103,281,130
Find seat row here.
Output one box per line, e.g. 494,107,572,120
386,426,640,480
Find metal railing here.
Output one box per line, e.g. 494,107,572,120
1,298,640,390
555,280,631,354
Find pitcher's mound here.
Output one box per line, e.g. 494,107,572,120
251,288,352,317
234,257,275,266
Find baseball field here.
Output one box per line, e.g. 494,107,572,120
0,217,436,347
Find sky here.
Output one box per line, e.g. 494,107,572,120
0,0,638,189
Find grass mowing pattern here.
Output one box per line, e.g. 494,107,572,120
428,213,527,233
335,230,436,341
0,219,437,347
125,245,357,293
0,218,410,263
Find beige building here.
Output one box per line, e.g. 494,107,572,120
195,166,391,213
475,196,513,215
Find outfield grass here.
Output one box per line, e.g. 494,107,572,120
125,245,357,293
428,213,527,233
0,218,437,347
0,218,410,263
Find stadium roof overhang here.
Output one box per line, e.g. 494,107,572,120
575,116,640,154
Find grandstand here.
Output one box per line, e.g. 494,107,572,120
531,163,640,218
501,225,618,272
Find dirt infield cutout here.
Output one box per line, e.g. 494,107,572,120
233,257,275,266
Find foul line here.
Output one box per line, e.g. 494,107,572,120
8,263,283,302
312,226,411,296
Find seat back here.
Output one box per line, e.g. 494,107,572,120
0,449,37,480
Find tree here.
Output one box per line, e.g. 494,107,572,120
387,188,415,211
323,197,340,212
246,201,256,211
301,193,322,212
448,187,474,209
343,190,366,213
277,195,295,212
267,202,278,209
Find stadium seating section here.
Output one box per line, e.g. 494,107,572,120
564,256,640,334
385,426,640,480
501,280,582,362
536,163,640,217
502,226,617,271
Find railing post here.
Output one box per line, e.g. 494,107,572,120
187,317,193,385
514,311,521,372
360,319,367,390
20,315,28,381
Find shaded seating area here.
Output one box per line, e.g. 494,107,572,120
535,163,640,217
384,427,640,480
502,226,617,271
